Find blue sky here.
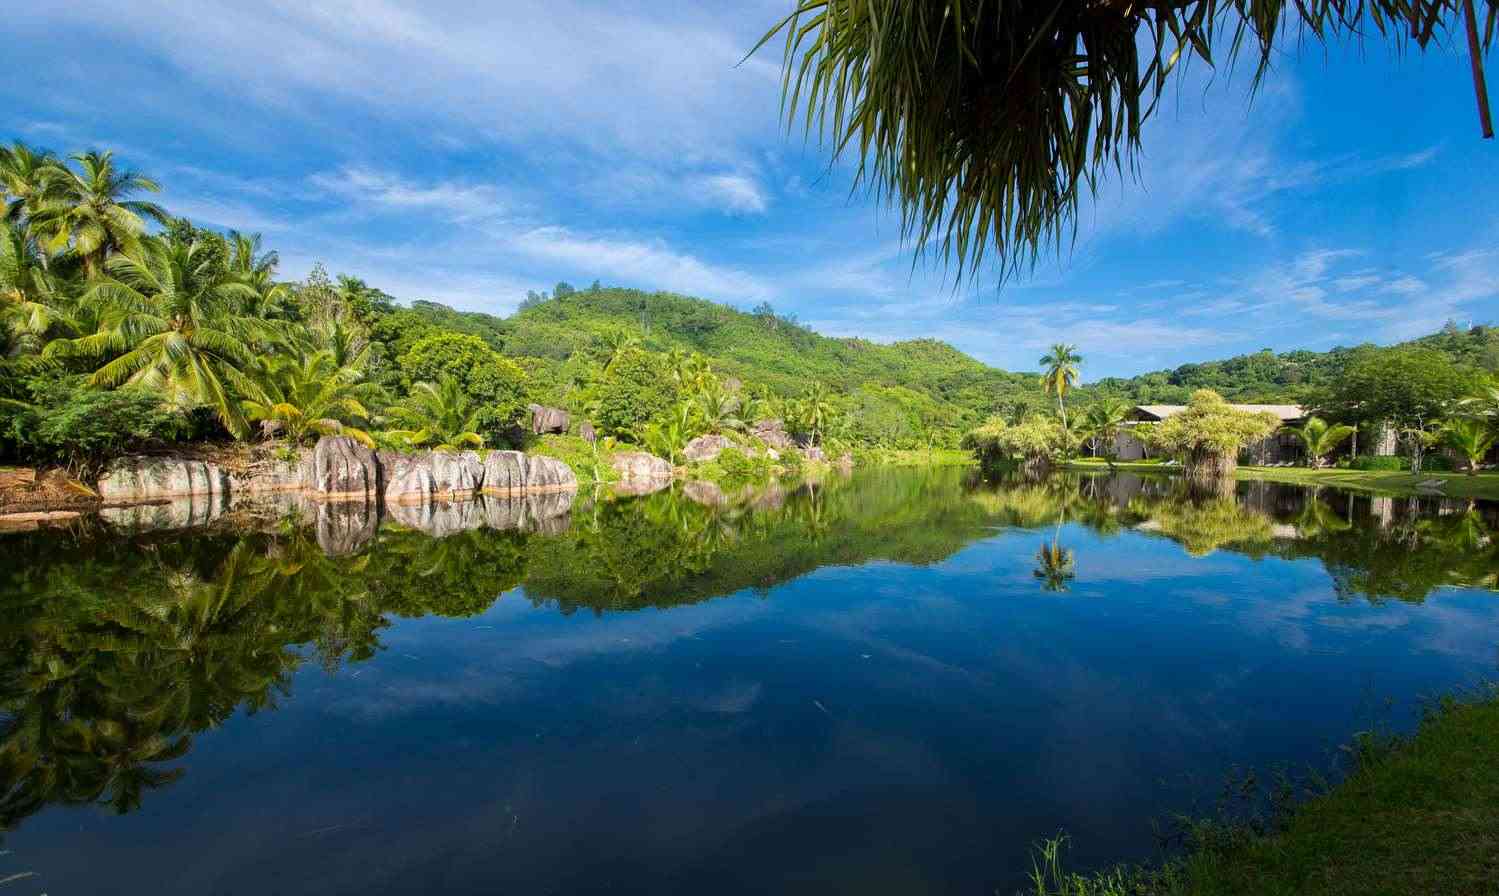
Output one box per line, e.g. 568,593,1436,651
4,1,1497,378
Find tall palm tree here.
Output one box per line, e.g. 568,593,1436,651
754,1,1495,283
243,350,382,446
383,376,485,451
31,150,169,276
692,379,745,435
1441,417,1497,475
227,231,292,319
798,382,835,446
45,237,267,437
0,141,61,224
1290,416,1356,468
1039,344,1081,429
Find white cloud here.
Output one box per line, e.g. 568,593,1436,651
508,226,772,303
308,166,510,222
697,173,770,214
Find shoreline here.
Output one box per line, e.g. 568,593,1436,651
1062,459,1499,501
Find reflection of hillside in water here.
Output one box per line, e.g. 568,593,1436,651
2,468,1496,835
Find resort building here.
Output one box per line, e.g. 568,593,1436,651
1113,404,1308,464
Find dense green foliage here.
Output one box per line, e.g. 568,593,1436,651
5,141,1498,480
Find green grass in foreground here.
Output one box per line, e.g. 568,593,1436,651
1028,689,1499,896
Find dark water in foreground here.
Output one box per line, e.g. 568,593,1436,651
1,469,1497,895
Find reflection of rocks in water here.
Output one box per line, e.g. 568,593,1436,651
101,491,231,532
387,493,575,538
749,482,786,512
315,498,380,556
610,477,671,498
683,480,726,508
525,492,574,535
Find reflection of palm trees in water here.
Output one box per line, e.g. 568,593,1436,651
1033,519,1077,593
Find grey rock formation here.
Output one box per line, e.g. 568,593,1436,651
528,403,570,435
683,434,733,463
750,419,795,452
525,455,578,491
610,451,673,481
304,437,380,498
233,450,310,493
97,456,230,501
482,451,529,494
382,451,486,504
580,420,597,443
802,445,827,463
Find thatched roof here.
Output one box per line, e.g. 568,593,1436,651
1133,404,1305,422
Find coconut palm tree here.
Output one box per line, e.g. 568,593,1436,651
243,349,382,447
45,237,268,437
1441,417,1496,475
692,380,745,435
754,1,1495,283
1290,416,1357,468
226,231,293,319
1083,398,1132,469
1040,344,1081,429
31,150,169,276
797,382,835,446
383,376,485,451
0,218,78,355
0,141,61,224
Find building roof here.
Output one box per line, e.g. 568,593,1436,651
1133,403,1305,422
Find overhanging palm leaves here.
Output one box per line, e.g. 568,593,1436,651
754,0,1496,282
1441,416,1497,473
44,238,269,437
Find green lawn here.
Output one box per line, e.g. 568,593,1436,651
1030,690,1499,896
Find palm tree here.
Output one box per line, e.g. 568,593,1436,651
1039,344,1081,429
1290,416,1357,468
227,231,293,319
1033,521,1077,593
754,1,1495,283
1083,398,1131,469
31,150,169,276
798,382,835,446
243,350,381,447
0,141,61,224
0,218,78,355
692,380,745,435
45,237,267,437
1441,417,1496,475
383,376,485,451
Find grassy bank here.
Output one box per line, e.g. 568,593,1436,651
1030,689,1499,896
1235,466,1499,501
857,448,976,467
1063,458,1499,500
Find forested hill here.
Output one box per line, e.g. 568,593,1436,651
1088,323,1499,405
374,283,1497,415
370,285,1044,436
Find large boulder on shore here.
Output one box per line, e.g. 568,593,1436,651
382,451,485,504
529,403,570,435
751,419,795,452
610,451,673,481
304,437,380,498
683,434,733,463
481,451,577,494
98,456,230,501
233,450,310,493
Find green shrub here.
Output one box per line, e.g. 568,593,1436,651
398,333,531,443
5,377,189,474
1421,454,1456,472
528,434,619,485
1349,455,1409,471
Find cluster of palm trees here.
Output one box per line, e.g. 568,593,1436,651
630,345,842,464
0,142,484,455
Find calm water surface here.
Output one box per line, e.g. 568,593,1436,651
1,469,1496,894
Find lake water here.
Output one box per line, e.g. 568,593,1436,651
1,469,1496,895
